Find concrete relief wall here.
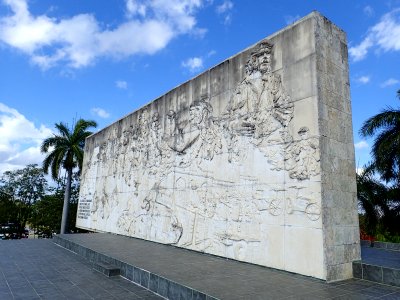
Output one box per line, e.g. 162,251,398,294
76,12,360,281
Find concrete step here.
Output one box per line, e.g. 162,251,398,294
353,246,400,287
353,261,400,287
93,261,120,277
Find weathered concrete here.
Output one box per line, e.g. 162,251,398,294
76,11,360,281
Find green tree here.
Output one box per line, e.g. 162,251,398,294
0,164,47,205
41,119,97,234
0,165,47,227
29,173,82,235
0,191,18,224
357,176,400,238
357,166,398,236
30,195,62,236
360,90,400,185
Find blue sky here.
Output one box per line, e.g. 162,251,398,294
0,0,399,174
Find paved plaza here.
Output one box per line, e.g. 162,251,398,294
0,239,162,299
1,236,400,299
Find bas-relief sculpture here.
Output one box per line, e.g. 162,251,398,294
77,40,325,276
77,12,362,281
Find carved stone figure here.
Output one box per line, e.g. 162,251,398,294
224,42,294,167
167,99,223,166
286,127,320,180
147,112,162,174
227,42,293,140
286,186,321,221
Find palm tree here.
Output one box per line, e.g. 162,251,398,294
357,166,400,236
41,119,97,234
360,90,400,185
357,166,387,236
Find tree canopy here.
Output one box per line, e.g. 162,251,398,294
41,119,97,180
0,164,47,205
360,90,400,185
0,165,47,227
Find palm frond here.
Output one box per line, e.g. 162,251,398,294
54,122,72,138
372,127,400,181
42,153,55,175
360,109,400,137
51,153,62,180
41,136,61,153
73,119,97,136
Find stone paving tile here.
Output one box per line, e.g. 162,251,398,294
293,287,353,299
0,239,163,300
0,292,15,300
331,293,375,299
358,284,400,297
380,292,400,299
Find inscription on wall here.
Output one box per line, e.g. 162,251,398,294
77,199,92,220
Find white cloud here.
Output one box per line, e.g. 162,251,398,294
354,140,369,150
182,56,203,72
284,15,301,25
0,102,53,174
207,50,216,57
116,80,128,89
91,107,110,119
216,1,233,14
0,0,206,69
223,15,232,25
349,37,373,62
7,146,43,166
364,5,374,17
216,0,233,25
356,76,370,84
190,27,207,39
126,0,147,18
381,78,399,87
349,8,400,62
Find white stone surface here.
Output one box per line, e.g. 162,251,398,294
76,12,360,281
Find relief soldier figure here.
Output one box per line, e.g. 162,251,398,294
167,99,222,166
227,41,293,142
286,127,320,180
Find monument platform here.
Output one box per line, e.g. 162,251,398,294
54,233,400,299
